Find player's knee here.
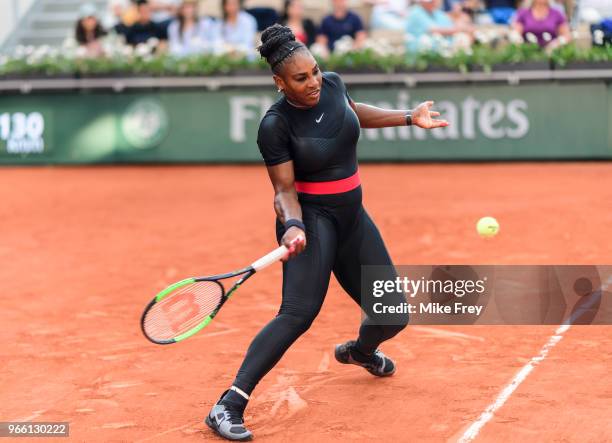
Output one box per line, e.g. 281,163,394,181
287,313,316,334
278,308,319,334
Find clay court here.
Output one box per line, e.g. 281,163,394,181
2,162,611,442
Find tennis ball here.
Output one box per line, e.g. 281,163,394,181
476,216,499,238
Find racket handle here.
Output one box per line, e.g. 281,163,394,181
251,245,289,271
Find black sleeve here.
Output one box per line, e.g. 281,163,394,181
324,71,354,103
257,112,292,166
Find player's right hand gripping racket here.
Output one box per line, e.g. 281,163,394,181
141,243,293,345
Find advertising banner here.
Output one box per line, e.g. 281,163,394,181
1,81,610,164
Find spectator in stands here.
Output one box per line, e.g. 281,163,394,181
150,0,181,23
592,20,612,46
75,3,107,57
485,0,516,24
279,0,317,47
445,0,482,21
316,0,367,53
369,0,409,31
220,0,258,55
248,6,279,31
577,0,612,46
150,0,181,39
125,0,167,47
513,0,571,48
168,0,221,55
103,0,136,31
447,0,476,27
405,0,474,52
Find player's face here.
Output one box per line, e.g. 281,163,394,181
277,52,323,108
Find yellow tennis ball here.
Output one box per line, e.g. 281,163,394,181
477,216,499,238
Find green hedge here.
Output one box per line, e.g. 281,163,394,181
1,43,611,78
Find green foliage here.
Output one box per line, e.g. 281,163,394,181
1,43,611,78
322,48,407,73
469,43,548,72
550,43,612,67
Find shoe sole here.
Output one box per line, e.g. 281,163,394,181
205,415,253,441
371,365,396,377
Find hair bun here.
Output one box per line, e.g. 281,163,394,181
258,24,296,60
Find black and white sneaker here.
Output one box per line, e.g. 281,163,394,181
205,402,252,441
334,340,396,377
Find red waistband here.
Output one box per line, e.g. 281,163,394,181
295,170,361,195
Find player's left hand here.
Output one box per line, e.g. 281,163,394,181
412,101,449,129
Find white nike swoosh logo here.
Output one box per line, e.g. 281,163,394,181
315,113,324,123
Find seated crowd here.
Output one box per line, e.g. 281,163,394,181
73,0,612,58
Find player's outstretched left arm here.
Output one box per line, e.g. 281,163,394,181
349,100,449,129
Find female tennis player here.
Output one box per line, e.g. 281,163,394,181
206,24,448,441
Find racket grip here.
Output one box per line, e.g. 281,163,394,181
251,245,289,271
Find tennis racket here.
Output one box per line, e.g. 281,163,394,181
141,243,294,345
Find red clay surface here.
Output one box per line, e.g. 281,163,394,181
1,163,611,443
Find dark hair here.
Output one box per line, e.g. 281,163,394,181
178,2,199,37
221,0,244,22
258,24,306,73
75,18,106,44
281,0,293,22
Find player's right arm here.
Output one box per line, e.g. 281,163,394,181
258,112,306,259
266,162,306,260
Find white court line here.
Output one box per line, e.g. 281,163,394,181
457,276,611,443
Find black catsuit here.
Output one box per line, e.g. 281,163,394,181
232,72,408,394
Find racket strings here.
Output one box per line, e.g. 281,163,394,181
143,280,223,341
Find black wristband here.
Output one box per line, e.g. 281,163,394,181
405,112,413,126
284,219,305,232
